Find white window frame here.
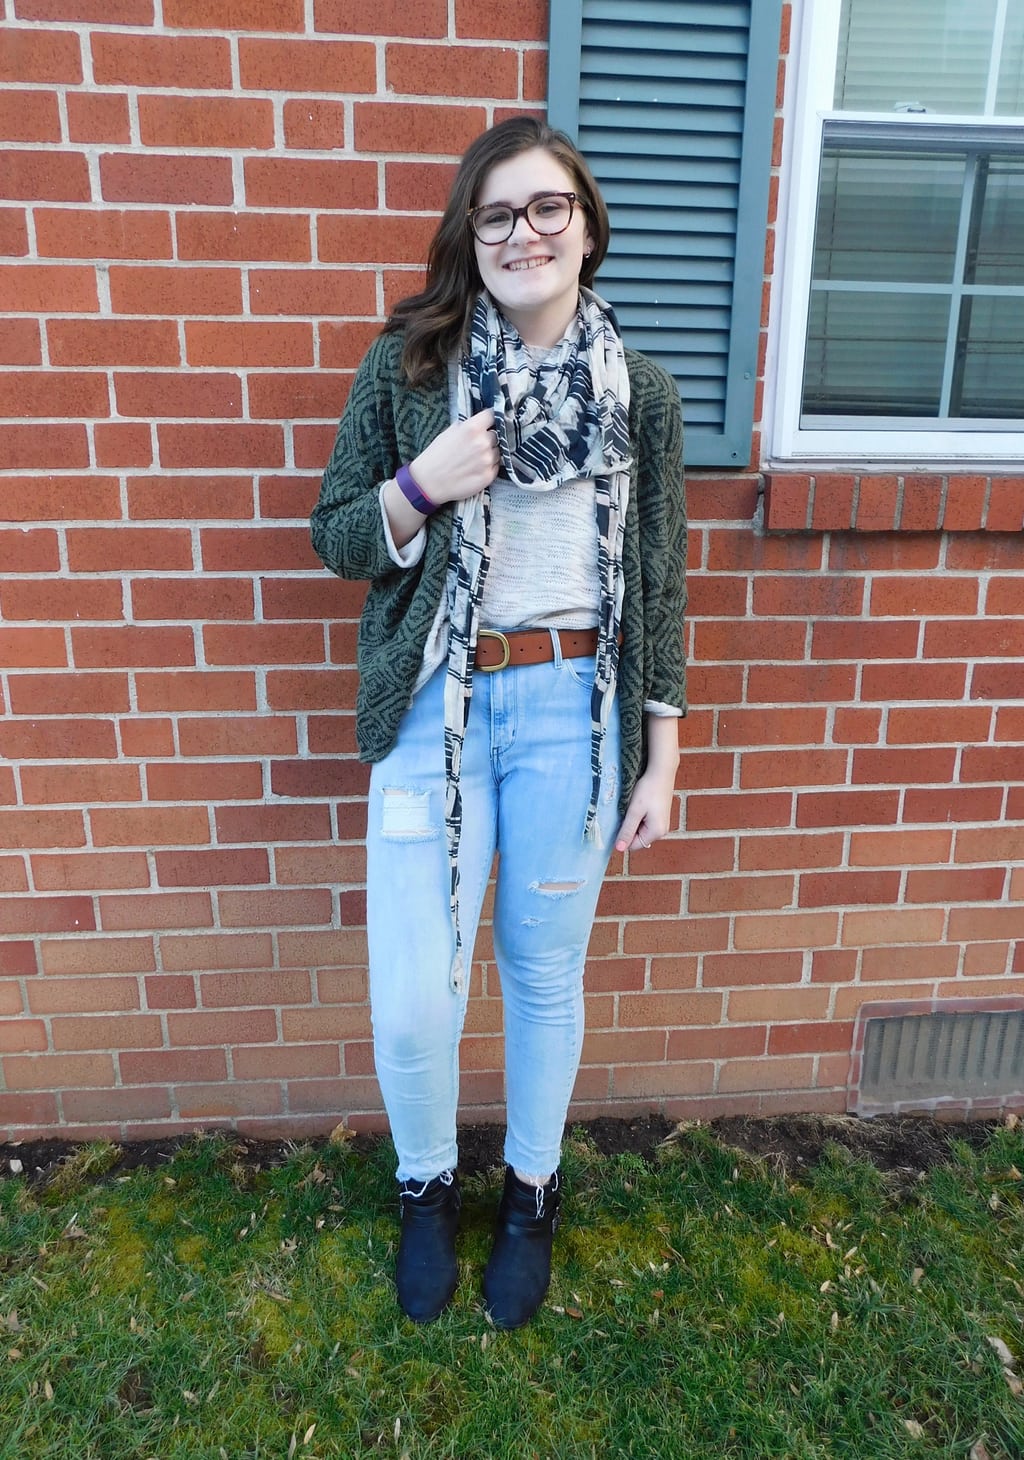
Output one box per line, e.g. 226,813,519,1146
768,0,1024,465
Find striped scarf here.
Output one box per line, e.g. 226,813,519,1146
442,288,632,992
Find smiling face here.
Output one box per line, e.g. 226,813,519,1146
472,147,595,348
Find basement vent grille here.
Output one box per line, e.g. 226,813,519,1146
858,1008,1024,1113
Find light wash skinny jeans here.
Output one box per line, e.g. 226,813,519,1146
366,634,621,1183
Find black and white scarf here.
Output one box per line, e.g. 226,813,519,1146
442,288,632,992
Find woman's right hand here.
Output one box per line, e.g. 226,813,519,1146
410,408,500,506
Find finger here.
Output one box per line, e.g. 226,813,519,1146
615,815,642,853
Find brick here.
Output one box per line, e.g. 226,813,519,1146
984,478,1024,532
739,832,844,871
860,945,959,981
177,214,311,269
796,790,900,828
0,625,66,668
385,160,457,212
306,715,360,756
906,867,1006,903
48,319,180,366
27,975,140,1015
144,975,195,1009
720,708,827,747
0,88,60,142
886,705,993,745
354,101,485,155
0,1091,59,1126
248,267,375,318
275,844,364,885
612,1063,714,1098
214,803,332,844
1,369,109,419
833,708,883,744
315,0,446,35
752,575,864,617
0,718,116,760
117,717,173,757
317,213,436,267
32,851,148,891
988,578,1024,615
270,758,366,798
595,879,681,917
727,987,831,1022
100,153,234,206
0,805,84,852
131,576,254,620
266,668,358,711
155,849,269,887
707,526,823,573
176,1082,284,1118
94,423,154,467
769,1021,854,1056
961,746,1024,783
239,36,375,91
746,663,857,704
90,807,210,848
927,619,1024,659
870,576,979,617
898,476,945,531
740,749,848,790
281,1005,368,1042
946,534,1023,571
120,1047,226,1083
860,663,967,701
972,662,1024,701
686,792,792,832
66,90,131,143
903,786,1004,823
799,870,901,907
260,577,362,621
146,761,262,801
249,371,349,420
994,705,1024,740
618,991,723,1028
186,320,313,367
67,526,192,572
17,0,152,17
667,1025,766,1060
63,1087,172,1124
3,1053,114,1090
71,625,196,669
849,829,952,866
523,47,547,102
812,619,919,661
100,891,212,929
114,371,242,419
842,908,945,947
703,951,802,987
941,475,988,531
688,874,793,914
806,475,855,530
21,763,141,805
687,574,748,618
233,1043,338,1080
315,968,367,1004
717,1056,816,1093
0,264,97,314
40,935,154,975
294,421,342,468
0,208,29,258
139,94,274,150
852,747,957,785
244,158,376,211
158,422,284,469
135,669,256,712
0,859,29,893
127,478,254,522
1,530,59,574
0,27,82,83
177,716,295,759
200,969,310,1008
0,1019,45,1053
0,940,36,975
0,318,39,363
733,912,838,951
963,942,1012,976
455,0,546,40
161,933,274,972
8,671,129,716
948,907,1024,942
277,928,367,966
109,265,242,316
386,42,517,98
0,579,122,622
278,98,344,155
695,619,806,661
854,475,899,531
92,32,230,87
811,948,858,983
828,533,942,573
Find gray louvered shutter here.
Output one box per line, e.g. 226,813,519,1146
548,0,782,466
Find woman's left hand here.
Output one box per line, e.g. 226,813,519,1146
615,766,676,853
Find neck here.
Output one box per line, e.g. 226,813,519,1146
499,295,580,350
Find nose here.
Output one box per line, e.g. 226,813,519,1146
507,209,536,244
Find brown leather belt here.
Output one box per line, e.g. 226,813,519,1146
475,627,601,673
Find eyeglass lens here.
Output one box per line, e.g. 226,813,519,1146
472,193,573,243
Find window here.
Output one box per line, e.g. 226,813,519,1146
771,0,1024,461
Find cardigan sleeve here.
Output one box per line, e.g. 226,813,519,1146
310,333,406,584
631,355,688,714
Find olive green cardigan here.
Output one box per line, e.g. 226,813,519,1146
310,329,687,815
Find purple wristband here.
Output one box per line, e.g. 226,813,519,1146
395,463,436,516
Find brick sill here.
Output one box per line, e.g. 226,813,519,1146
764,471,1024,533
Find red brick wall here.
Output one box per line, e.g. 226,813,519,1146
0,1,1021,1141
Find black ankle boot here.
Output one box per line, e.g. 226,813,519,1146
395,1170,461,1323
483,1166,561,1330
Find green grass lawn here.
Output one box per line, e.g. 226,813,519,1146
1,1119,1022,1459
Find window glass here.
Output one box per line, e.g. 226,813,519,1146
997,4,1024,113
835,0,998,114
971,158,1024,284
959,297,1024,416
803,290,949,417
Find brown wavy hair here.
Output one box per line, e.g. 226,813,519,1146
385,116,611,386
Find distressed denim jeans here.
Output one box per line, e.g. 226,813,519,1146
366,635,621,1183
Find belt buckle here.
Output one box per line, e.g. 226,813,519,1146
477,629,511,672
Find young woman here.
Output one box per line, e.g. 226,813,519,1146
311,116,687,1329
